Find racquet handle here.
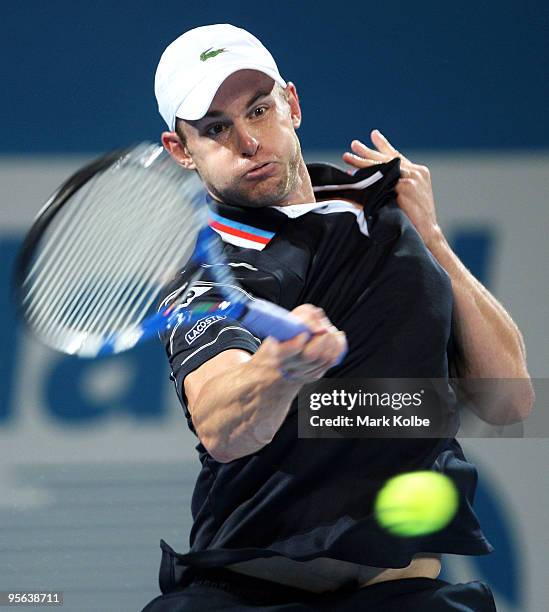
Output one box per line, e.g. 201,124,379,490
242,299,311,342
243,300,347,365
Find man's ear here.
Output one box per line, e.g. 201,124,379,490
161,131,196,170
284,82,302,129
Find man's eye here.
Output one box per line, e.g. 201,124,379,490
253,106,267,117
206,124,225,137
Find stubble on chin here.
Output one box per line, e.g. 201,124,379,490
219,166,294,209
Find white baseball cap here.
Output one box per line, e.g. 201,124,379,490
155,24,287,130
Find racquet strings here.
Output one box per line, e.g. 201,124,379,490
20,145,205,354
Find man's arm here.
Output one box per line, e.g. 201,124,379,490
342,130,534,424
185,305,346,463
423,229,534,424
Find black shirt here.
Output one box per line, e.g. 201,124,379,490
157,159,493,592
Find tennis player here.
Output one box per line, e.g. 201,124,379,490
142,24,533,611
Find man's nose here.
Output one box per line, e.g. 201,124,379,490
234,121,259,157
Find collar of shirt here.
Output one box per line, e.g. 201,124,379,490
204,159,400,249
270,200,359,219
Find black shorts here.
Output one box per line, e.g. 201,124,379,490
141,566,497,611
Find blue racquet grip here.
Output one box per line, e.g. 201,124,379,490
241,299,310,342
241,299,348,365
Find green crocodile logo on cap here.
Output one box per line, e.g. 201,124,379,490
200,47,227,62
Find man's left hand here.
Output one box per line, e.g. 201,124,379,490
342,129,442,249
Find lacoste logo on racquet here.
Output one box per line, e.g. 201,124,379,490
185,314,227,344
200,47,227,61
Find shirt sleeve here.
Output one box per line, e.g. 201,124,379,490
158,272,261,429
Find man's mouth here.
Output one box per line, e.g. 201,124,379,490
243,162,277,180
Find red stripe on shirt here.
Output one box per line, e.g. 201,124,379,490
209,220,271,244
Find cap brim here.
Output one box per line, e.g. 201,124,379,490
173,62,287,126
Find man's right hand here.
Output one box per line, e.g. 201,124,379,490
184,304,346,462
252,304,347,385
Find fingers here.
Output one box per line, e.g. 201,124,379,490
342,130,404,170
299,329,347,366
346,130,406,162
349,140,413,180
399,167,412,178
272,304,347,381
371,129,399,156
266,332,309,355
290,304,332,334
343,129,407,164
280,329,347,382
260,333,309,362
374,129,414,167
261,304,331,364
351,140,386,160
342,142,385,169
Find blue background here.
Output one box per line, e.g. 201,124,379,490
3,0,548,153
1,3,546,608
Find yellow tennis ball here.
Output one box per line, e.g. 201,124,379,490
374,471,459,537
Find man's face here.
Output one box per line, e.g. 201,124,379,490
175,70,303,208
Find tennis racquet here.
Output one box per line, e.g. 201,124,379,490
14,142,315,358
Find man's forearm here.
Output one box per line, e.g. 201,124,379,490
427,230,534,423
192,360,301,463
